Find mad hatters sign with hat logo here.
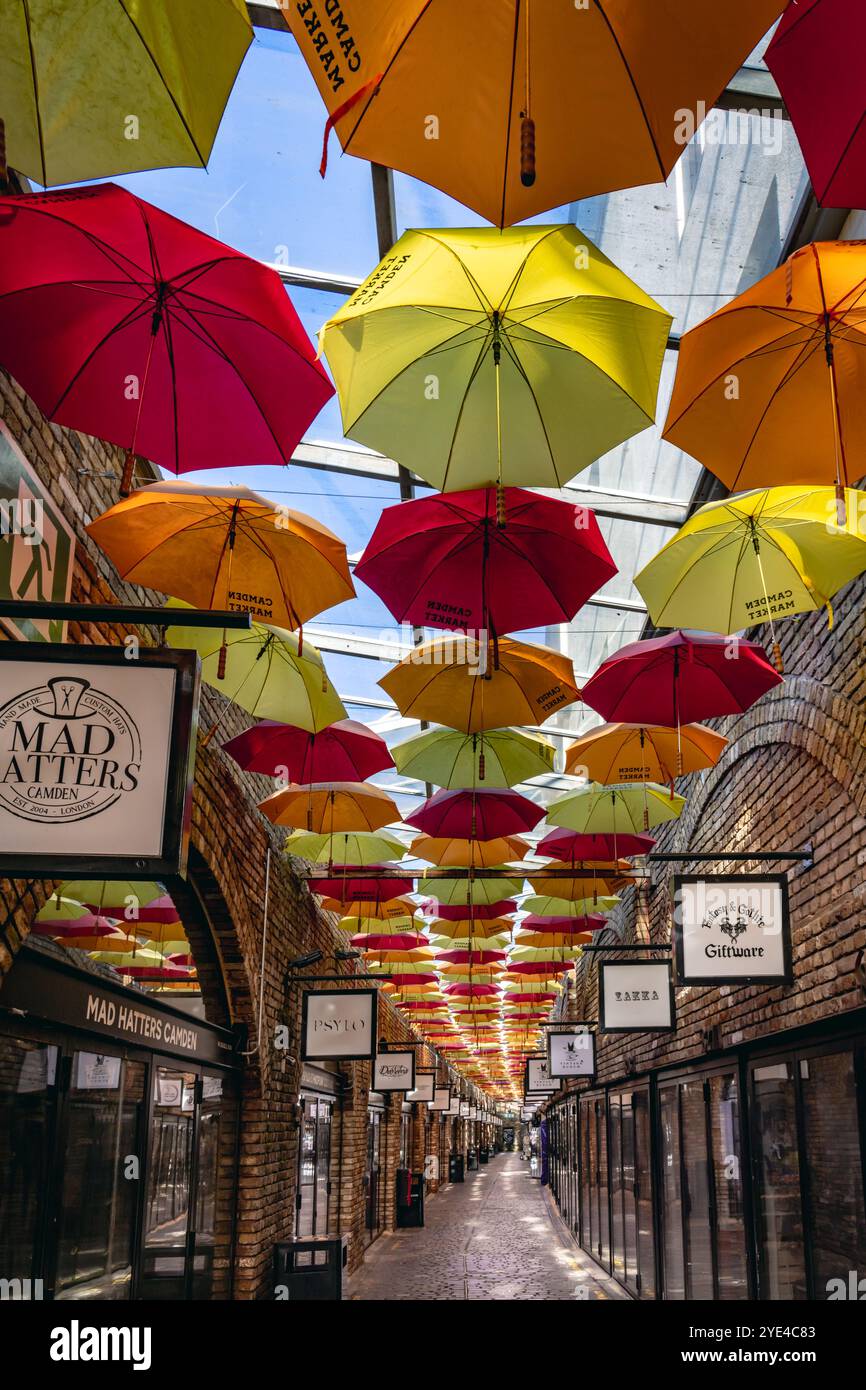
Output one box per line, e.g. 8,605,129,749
673,875,792,986
0,644,198,877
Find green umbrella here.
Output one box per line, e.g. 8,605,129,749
520,895,620,918
284,829,408,866
392,727,555,790
60,880,164,912
546,781,685,834
166,613,345,732
422,874,524,908
1,0,252,188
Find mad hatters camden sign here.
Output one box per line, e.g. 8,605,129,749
673,875,792,986
0,645,199,877
302,988,377,1062
599,961,675,1034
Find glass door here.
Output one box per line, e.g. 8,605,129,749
140,1067,195,1299
0,1037,58,1294
659,1083,685,1299
633,1087,655,1299
750,1060,807,1299
609,1094,625,1282
365,1108,382,1246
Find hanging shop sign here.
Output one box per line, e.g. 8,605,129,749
524,1056,557,1094
672,874,793,986
0,644,199,878
0,420,76,644
599,960,675,1033
447,1095,461,1116
429,1085,452,1112
459,1099,471,1117
372,1049,416,1092
301,988,378,1062
547,1028,596,1080
406,1070,436,1104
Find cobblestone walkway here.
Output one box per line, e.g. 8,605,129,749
348,1153,626,1301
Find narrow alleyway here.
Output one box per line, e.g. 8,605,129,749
349,1153,626,1301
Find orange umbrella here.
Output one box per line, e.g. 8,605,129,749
410,834,530,868
258,781,399,833
663,241,866,512
565,723,726,784
87,480,354,633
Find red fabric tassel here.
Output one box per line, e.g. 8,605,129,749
320,74,384,177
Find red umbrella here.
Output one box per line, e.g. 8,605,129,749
222,718,392,781
80,893,178,924
406,789,543,839
581,631,782,727
504,992,558,1004
536,829,656,861
0,184,333,491
31,913,120,938
349,933,428,950
442,982,501,998
312,870,414,904
435,949,508,965
354,486,616,636
520,914,610,934
387,972,439,986
434,901,517,921
507,959,576,976
766,0,866,208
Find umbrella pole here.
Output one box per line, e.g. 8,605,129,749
519,2,536,188
120,322,160,496
825,317,847,526
753,535,784,674
492,313,506,529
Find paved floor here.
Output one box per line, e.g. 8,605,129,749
348,1153,627,1301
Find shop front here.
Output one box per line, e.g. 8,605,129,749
0,940,240,1301
548,1011,866,1301
296,1064,339,1238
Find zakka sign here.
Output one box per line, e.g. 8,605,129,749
373,1050,416,1092
0,645,198,877
599,961,675,1033
673,875,792,985
547,1029,596,1080
302,989,377,1062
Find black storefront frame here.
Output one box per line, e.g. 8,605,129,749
0,950,241,1301
547,1007,866,1302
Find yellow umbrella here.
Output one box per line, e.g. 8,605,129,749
285,830,407,865
410,834,530,868
425,917,514,941
525,869,637,900
88,481,354,633
1,0,252,187
380,635,579,733
321,225,670,491
166,609,345,731
258,781,399,833
546,782,685,834
423,874,524,908
338,903,418,931
521,895,619,918
634,486,866,664
392,726,555,789
565,722,726,784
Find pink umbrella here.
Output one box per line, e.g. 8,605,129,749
349,932,428,950
581,631,782,728
536,829,656,861
434,949,509,965
507,959,576,975
520,914,610,934
32,913,120,938
354,486,616,636
504,992,558,1004
0,183,333,491
312,870,414,904
222,718,392,780
80,893,178,924
406,789,543,839
441,982,501,998
765,0,866,209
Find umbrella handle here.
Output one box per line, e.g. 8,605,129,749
772,640,785,676
119,449,139,497
217,640,228,681
520,116,536,187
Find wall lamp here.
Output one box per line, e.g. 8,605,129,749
287,949,323,971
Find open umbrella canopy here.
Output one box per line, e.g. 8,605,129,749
426,918,514,942
581,631,782,727
635,486,866,639
423,876,525,909
49,928,143,954
348,932,427,951
309,870,414,905
546,782,685,834
519,915,610,936
381,635,579,734
409,835,530,869
406,789,543,839
428,933,510,952
166,612,345,730
514,931,593,950
526,868,638,899
392,726,554,790
662,241,866,502
441,982,501,998
521,895,620,919
60,879,167,917
224,718,392,782
766,0,866,209
285,829,407,866
1,0,252,186
536,829,656,861
291,0,783,225
354,486,615,635
259,781,399,833
339,902,418,931
565,723,727,784
88,481,354,630
321,225,671,491
0,183,333,482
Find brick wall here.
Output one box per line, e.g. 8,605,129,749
555,565,866,1088
0,367,435,1296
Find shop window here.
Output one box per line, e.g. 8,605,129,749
751,1060,807,1299
801,1051,866,1294
0,1037,58,1292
